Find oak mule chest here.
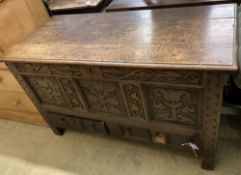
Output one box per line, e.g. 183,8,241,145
0,4,238,170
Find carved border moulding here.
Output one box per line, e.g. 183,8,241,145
143,84,201,126
59,78,84,109
122,84,147,120
13,63,83,77
26,76,68,107
77,79,127,115
101,67,203,85
202,72,224,170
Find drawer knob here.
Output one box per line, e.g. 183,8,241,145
152,132,166,144
0,77,2,83
14,100,21,106
124,128,131,136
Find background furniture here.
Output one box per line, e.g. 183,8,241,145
0,4,237,170
0,63,46,125
47,0,112,14
0,0,49,52
0,0,48,125
106,0,237,12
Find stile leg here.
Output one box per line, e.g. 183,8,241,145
202,73,224,170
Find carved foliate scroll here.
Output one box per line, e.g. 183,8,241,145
59,78,84,109
123,84,146,120
101,67,203,85
144,85,200,126
27,76,67,106
78,80,127,115
14,63,83,77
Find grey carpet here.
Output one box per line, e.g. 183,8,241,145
0,115,240,175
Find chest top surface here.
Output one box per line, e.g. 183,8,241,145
0,4,237,71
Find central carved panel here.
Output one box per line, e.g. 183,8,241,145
143,85,200,126
77,80,127,115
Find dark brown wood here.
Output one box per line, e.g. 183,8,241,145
5,62,226,170
202,72,224,170
1,4,237,71
0,4,237,170
106,0,238,12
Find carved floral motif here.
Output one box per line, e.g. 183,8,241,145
78,80,126,115
144,85,199,126
27,77,66,106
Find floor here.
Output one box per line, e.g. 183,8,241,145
0,116,240,175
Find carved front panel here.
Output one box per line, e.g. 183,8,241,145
143,85,201,126
13,63,204,127
26,76,67,107
77,80,127,115
101,67,203,85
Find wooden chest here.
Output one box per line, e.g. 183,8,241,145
0,4,237,170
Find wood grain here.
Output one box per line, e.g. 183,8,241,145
0,0,49,52
0,109,47,126
1,4,237,71
106,0,237,12
0,63,7,70
0,91,39,113
0,70,24,92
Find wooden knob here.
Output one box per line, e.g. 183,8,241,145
125,128,131,136
0,77,2,83
14,100,21,106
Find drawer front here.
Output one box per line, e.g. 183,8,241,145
106,123,200,148
0,70,24,92
106,123,152,142
120,126,151,142
0,91,39,112
46,113,108,134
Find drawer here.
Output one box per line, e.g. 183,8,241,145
0,70,24,92
0,91,39,112
150,129,201,151
0,63,7,70
0,109,46,126
106,123,151,142
46,113,108,134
